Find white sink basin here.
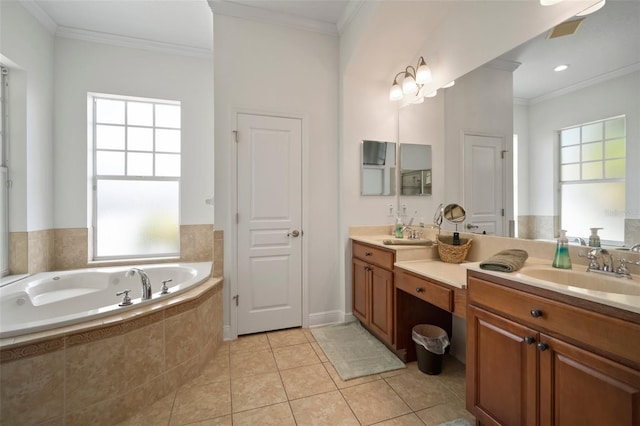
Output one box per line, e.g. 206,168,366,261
518,266,640,296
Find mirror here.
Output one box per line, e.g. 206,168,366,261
399,144,432,196
504,2,638,244
443,204,466,224
395,2,639,244
361,140,396,196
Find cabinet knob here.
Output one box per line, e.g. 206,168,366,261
536,342,549,352
364,252,372,256
364,266,371,272
523,336,535,345
415,287,424,293
530,309,543,318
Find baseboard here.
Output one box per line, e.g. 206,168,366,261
223,325,234,341
307,310,350,328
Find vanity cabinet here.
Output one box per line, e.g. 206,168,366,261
467,272,640,426
352,242,394,345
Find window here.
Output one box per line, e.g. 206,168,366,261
91,94,181,260
559,116,625,244
1,66,8,276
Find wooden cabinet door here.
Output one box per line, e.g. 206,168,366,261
467,305,538,426
539,334,640,426
369,265,394,345
352,258,369,325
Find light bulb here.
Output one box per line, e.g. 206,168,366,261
415,59,432,85
402,72,416,95
389,82,403,101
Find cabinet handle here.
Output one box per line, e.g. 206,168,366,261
536,342,549,352
364,252,372,256
415,287,424,293
530,309,543,318
523,336,535,345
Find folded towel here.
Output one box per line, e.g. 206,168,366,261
480,249,529,272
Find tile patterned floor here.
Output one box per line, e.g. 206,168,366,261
118,328,475,426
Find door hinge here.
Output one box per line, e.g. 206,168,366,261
235,213,239,224
501,208,505,217
232,294,239,306
233,130,238,143
501,150,508,159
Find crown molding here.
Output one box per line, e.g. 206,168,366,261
337,0,364,35
209,0,339,36
19,0,58,34
56,27,213,59
529,62,640,105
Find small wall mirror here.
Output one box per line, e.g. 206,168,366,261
361,140,396,196
400,144,432,196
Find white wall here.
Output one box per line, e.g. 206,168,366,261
0,1,55,232
53,37,214,228
213,15,340,335
520,71,640,224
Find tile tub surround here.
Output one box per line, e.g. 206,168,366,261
0,276,223,426
8,224,218,274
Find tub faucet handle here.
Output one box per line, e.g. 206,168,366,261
116,289,133,306
160,279,173,295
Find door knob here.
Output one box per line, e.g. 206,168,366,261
287,230,300,237
466,223,479,230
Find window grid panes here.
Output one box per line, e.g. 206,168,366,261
92,95,181,260
559,116,626,244
559,116,625,182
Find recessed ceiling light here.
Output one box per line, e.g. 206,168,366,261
554,64,569,72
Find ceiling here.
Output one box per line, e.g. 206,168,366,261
23,0,639,100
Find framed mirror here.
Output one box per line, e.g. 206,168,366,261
400,144,432,196
361,140,396,196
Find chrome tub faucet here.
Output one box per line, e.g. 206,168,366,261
125,268,152,300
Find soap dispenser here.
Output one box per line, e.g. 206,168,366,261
395,216,404,238
589,228,602,248
552,229,572,269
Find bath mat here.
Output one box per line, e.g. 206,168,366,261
437,419,473,426
311,321,405,380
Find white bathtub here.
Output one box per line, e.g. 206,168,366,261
0,262,212,338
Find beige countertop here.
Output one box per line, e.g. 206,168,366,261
351,229,640,316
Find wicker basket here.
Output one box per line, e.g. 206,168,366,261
436,235,472,263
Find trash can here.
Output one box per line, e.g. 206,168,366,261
412,324,450,375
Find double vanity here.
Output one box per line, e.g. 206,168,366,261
350,227,640,425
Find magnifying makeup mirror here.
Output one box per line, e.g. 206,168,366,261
443,204,466,245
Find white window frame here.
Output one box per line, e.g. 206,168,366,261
90,93,181,261
559,115,626,245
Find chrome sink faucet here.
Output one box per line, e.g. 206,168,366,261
582,248,614,272
125,268,152,300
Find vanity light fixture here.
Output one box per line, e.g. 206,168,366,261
442,81,455,88
554,64,569,72
425,90,438,98
389,56,433,101
540,0,564,5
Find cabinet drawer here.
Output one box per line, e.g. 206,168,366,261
396,270,452,312
468,276,640,366
352,242,394,270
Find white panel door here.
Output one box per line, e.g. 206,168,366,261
464,133,505,236
236,113,302,335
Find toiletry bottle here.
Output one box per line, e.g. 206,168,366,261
552,229,572,269
395,217,404,238
589,228,602,248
